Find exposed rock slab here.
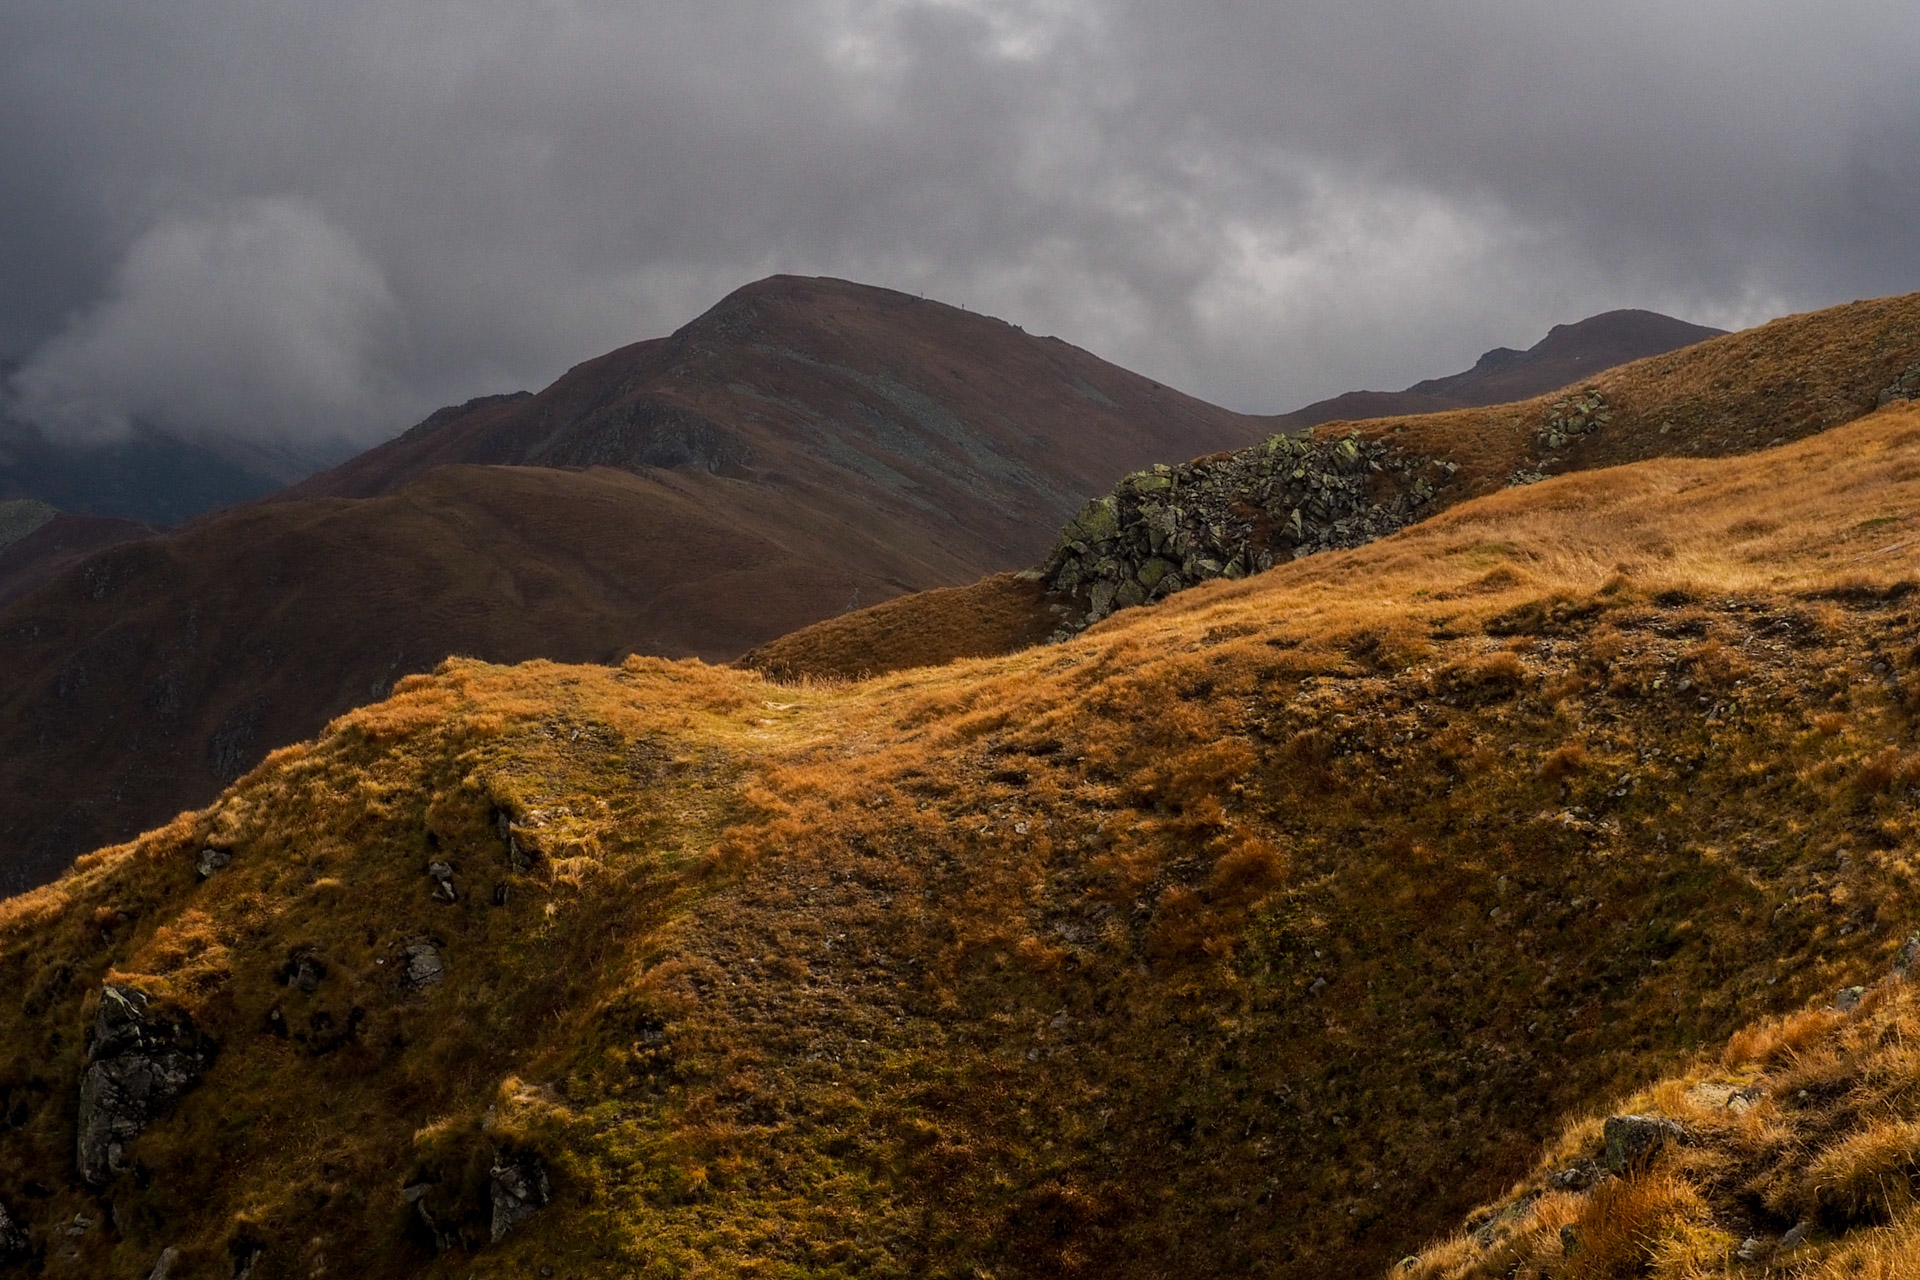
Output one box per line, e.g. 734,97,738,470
490,1150,553,1243
76,985,214,1186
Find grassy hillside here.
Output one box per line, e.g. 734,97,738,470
0,461,981,895
738,572,1058,683
0,403,1917,1277
0,512,154,609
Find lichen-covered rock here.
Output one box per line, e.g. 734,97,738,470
1894,932,1920,978
1062,495,1121,544
1546,1158,1604,1191
1041,431,1447,633
76,985,214,1186
279,949,327,995
1602,1113,1688,1176
1538,388,1610,450
1877,361,1920,406
490,1150,553,1243
400,939,445,992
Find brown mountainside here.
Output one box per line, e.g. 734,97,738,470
285,273,1262,565
0,399,1915,1278
0,276,1271,892
0,512,154,609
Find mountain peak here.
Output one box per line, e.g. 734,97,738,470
1522,307,1726,363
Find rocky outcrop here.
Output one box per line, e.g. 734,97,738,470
1894,932,1920,978
1545,1158,1604,1191
1040,432,1447,633
76,985,214,1186
277,948,326,995
497,809,536,873
1602,1113,1689,1176
403,1178,470,1254
1509,388,1612,485
403,1148,551,1253
490,1150,553,1243
230,1238,263,1280
1537,387,1610,451
1877,361,1920,406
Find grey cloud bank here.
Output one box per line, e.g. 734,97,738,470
11,198,400,443
3,0,1918,445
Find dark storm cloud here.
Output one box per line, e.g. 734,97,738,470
4,0,1918,440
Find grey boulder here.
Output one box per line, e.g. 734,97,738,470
1602,1113,1689,1177
400,940,445,992
490,1150,553,1243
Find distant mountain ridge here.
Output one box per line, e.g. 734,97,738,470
1278,309,1726,429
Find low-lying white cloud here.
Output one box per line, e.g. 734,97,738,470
10,198,410,444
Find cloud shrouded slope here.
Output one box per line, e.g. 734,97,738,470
3,0,1918,442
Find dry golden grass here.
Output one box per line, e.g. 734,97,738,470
1,404,1919,1276
1404,978,1920,1280
738,572,1059,682
1808,1121,1920,1220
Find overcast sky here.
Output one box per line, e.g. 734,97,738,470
5,0,1919,445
